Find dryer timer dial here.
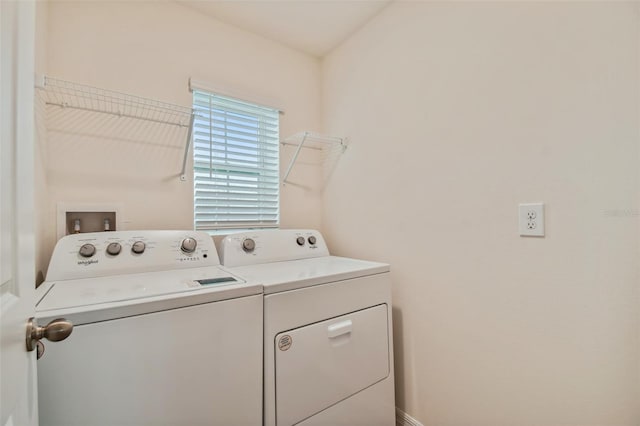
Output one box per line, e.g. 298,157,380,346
242,238,256,253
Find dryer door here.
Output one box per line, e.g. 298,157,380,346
275,304,389,425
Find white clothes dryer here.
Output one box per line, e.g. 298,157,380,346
36,230,263,426
219,229,396,426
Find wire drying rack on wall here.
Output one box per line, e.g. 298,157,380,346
281,131,347,185
35,75,195,180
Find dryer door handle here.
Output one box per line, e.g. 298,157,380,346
327,320,352,338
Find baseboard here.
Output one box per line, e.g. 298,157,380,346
395,408,424,426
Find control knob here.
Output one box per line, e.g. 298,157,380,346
131,241,146,254
242,238,256,253
296,237,305,246
106,242,121,256
308,236,317,245
78,243,96,258
181,237,197,253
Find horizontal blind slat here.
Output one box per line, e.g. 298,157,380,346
193,149,278,163
194,94,280,118
193,118,279,136
193,131,279,146
194,171,279,179
194,186,280,195
194,160,279,172
196,223,278,231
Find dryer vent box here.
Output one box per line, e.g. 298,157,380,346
57,203,123,240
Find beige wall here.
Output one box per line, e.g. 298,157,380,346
38,1,323,277
321,2,640,425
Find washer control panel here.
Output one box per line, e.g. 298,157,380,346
47,230,220,281
219,229,330,267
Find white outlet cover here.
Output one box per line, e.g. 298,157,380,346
519,203,544,237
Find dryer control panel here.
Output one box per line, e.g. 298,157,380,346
46,230,220,281
219,229,330,268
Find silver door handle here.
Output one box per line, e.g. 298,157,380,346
26,317,73,352
327,320,352,338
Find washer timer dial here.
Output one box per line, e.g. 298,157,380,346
181,237,197,253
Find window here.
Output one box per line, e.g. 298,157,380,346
192,90,280,231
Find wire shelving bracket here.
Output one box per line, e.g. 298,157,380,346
280,131,347,185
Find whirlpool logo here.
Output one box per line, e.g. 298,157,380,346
77,259,98,266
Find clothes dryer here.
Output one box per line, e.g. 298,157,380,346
220,229,395,426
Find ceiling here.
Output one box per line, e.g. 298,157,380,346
177,0,392,57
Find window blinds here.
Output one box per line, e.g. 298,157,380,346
192,90,280,230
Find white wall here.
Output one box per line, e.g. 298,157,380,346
321,2,640,425
37,1,323,277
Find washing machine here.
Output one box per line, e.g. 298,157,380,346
35,230,263,426
219,229,395,426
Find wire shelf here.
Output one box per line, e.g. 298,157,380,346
281,131,347,185
36,75,195,180
281,131,346,151
39,76,193,126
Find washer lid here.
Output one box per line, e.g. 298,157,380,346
227,256,389,294
36,266,259,323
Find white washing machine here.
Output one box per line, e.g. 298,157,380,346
219,229,396,426
35,230,263,426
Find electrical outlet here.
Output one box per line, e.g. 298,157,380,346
519,203,544,237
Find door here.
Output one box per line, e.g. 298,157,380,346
275,304,390,426
0,2,38,426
